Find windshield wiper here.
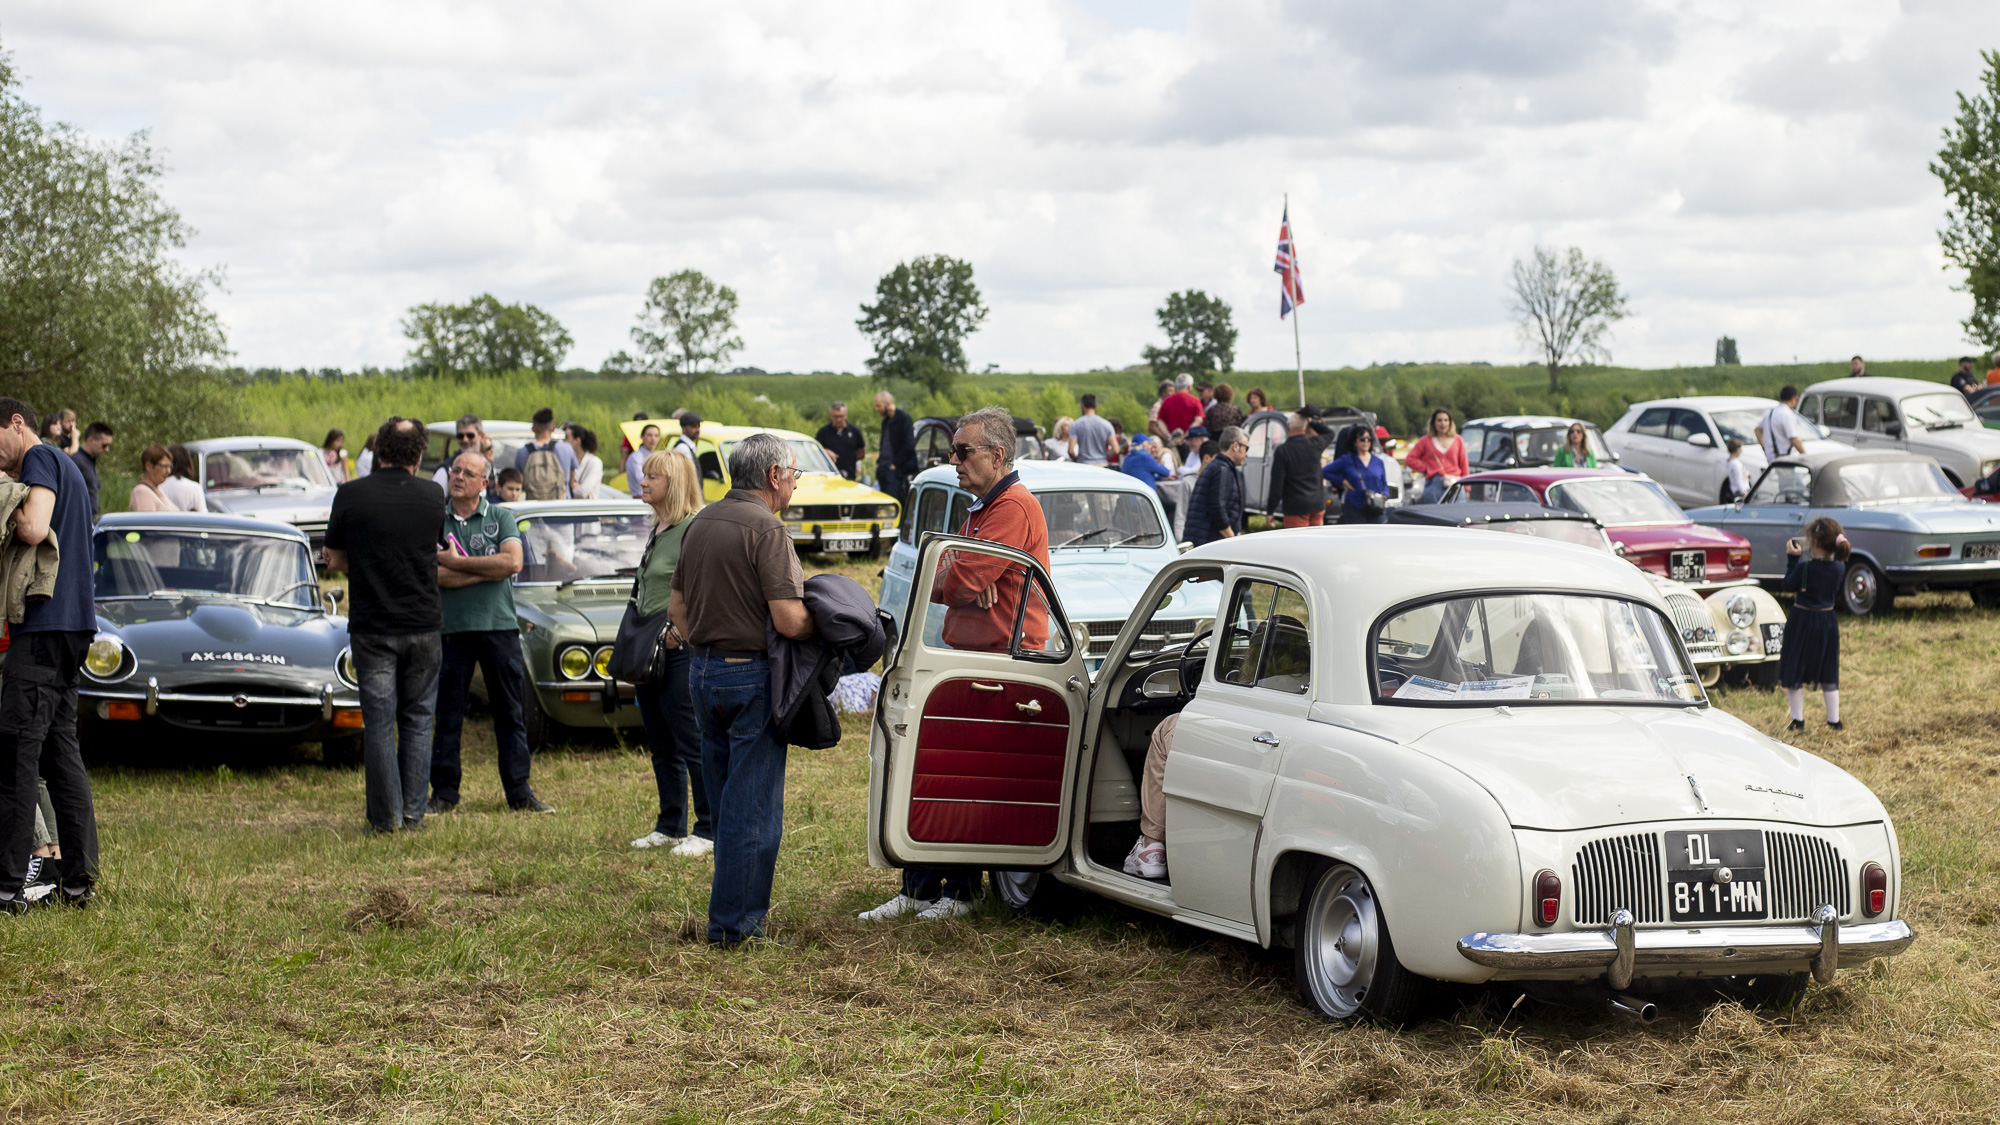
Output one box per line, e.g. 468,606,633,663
1923,421,1964,431
1063,527,1122,547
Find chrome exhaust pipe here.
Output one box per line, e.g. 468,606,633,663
1607,993,1658,1023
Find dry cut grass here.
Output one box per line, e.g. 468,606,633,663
0,589,1994,1123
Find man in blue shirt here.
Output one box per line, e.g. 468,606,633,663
0,397,101,911
1120,434,1178,521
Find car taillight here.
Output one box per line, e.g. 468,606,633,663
1727,548,1750,570
1535,869,1562,927
1861,862,1887,917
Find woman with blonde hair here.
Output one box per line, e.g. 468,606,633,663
629,449,712,855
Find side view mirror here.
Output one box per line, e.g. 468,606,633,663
1883,421,1902,437
1687,432,1713,448
1609,451,1621,462
323,586,345,614
1613,541,1628,557
1177,541,1194,554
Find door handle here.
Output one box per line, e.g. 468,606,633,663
1251,734,1281,746
1015,699,1042,715
969,681,1005,693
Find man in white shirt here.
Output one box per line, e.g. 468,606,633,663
625,424,661,498
671,413,702,464
1755,385,1807,461
1067,395,1115,466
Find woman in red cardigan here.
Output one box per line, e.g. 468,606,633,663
1405,408,1469,503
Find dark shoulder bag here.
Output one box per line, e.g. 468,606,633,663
608,531,677,685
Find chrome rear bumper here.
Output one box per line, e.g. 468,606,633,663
1459,910,1915,987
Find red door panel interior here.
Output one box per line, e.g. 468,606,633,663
910,677,1069,845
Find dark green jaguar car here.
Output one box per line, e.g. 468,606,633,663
507,499,652,748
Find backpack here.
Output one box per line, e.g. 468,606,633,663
522,443,565,500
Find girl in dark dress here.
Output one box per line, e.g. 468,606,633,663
1779,517,1848,732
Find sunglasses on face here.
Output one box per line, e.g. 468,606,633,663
457,432,479,441
950,443,997,462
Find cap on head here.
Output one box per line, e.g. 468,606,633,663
680,412,702,428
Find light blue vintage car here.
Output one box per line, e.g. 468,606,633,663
1686,450,2000,615
880,462,1220,669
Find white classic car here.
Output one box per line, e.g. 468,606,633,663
868,527,1914,1023
1604,396,1851,508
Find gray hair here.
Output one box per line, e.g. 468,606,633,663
1175,373,1195,390
456,413,482,431
830,400,847,412
728,431,794,489
959,406,1016,467
1219,425,1248,448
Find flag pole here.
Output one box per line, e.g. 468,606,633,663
1288,193,1305,409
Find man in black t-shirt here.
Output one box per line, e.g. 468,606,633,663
815,401,867,480
0,396,101,912
1951,356,1981,398
325,417,448,834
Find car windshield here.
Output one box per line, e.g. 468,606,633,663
1042,490,1167,548
1547,478,1687,525
1374,594,1703,706
513,512,655,583
93,529,317,607
719,439,838,476
1472,520,1610,552
1710,408,1828,445
1514,425,1610,465
1902,393,1976,428
204,447,336,491
1839,461,1960,502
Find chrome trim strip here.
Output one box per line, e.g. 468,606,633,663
918,714,1070,731
534,680,635,691
1457,918,1915,972
80,688,362,708
910,797,1059,808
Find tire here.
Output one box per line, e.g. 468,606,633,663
1839,560,1890,616
522,675,557,753
1293,864,1431,1025
1973,584,2000,610
989,869,1075,918
321,734,363,769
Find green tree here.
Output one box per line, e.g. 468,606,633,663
856,255,988,396
1933,49,2000,348
0,48,236,442
1141,289,1237,377
1508,245,1631,394
628,269,743,390
402,294,573,385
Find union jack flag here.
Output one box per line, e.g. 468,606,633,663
1274,205,1304,318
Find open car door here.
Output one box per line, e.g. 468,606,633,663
869,533,1090,872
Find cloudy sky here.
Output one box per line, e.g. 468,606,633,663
6,0,1999,374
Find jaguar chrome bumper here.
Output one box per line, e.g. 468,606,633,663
1459,908,1915,988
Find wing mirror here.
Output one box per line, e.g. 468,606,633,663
1177,540,1194,554
323,586,345,613
1687,432,1713,448
1613,541,1628,557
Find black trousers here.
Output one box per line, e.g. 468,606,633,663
0,631,97,897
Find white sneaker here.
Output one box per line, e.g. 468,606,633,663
669,835,715,858
915,896,976,921
630,831,681,850
858,893,934,921
1123,836,1167,879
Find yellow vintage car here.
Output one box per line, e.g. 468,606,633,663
610,420,901,556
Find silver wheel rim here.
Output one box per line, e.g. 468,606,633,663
993,870,1038,910
1302,867,1378,1018
1844,564,1877,613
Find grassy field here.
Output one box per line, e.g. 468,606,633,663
4,555,1997,1122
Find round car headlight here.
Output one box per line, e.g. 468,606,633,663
83,635,129,681
593,646,614,679
1726,592,1757,629
558,646,592,680
1726,629,1752,656
336,647,360,689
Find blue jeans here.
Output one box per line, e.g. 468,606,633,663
691,651,787,942
353,632,443,832
636,647,711,839
431,630,533,806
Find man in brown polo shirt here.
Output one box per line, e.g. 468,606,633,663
669,432,813,945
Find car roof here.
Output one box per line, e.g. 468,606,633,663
496,498,652,518
1181,525,1659,606
1619,396,1777,413
1389,502,1599,528
427,419,535,434
1462,415,1596,430
1802,376,1960,398
96,511,313,541
1461,467,1635,485
1763,450,1953,506
184,436,318,453
912,460,1159,495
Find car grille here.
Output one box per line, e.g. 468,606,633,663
1571,828,1851,925
1665,593,1719,656
1083,617,1204,660
800,505,887,520
159,681,321,732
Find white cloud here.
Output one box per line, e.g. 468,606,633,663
3,0,1997,377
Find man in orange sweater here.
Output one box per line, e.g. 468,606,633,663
860,406,1050,923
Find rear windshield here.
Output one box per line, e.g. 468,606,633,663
1839,461,1958,502
1374,594,1703,706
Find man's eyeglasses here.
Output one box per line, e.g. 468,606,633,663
772,466,804,482
448,467,483,479
950,443,998,462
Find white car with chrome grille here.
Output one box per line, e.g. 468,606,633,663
868,525,1913,1023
